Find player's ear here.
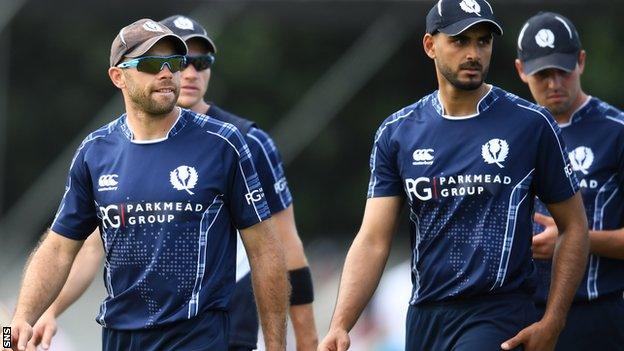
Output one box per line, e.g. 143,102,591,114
108,67,126,89
423,33,436,59
514,59,528,83
577,50,586,75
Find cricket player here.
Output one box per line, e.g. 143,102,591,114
516,11,624,351
319,1,589,350
25,15,318,351
7,18,288,351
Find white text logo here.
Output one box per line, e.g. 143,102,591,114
459,0,481,16
170,165,199,195
173,17,194,31
412,149,435,166
274,178,288,193
569,146,594,175
535,29,555,48
98,174,118,192
99,204,121,229
245,189,265,205
482,138,509,168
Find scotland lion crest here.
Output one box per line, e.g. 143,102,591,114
170,165,199,195
482,138,509,168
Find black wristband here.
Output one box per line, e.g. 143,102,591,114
289,266,314,305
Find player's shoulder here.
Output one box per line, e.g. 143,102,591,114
185,108,249,155
374,93,435,139
497,88,558,128
78,117,123,152
206,104,257,135
592,97,624,128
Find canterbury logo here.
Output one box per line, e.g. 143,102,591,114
460,0,481,16
170,166,199,195
413,149,435,166
569,146,594,175
535,29,555,48
98,174,119,187
482,138,509,168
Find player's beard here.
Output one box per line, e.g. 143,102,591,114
545,93,575,117
438,60,489,91
125,75,179,115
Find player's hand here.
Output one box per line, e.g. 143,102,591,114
7,319,33,351
26,310,57,351
532,213,558,260
318,328,350,351
501,320,561,351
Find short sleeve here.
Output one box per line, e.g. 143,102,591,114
246,128,293,214
367,122,403,198
533,112,579,204
225,128,271,229
51,144,98,240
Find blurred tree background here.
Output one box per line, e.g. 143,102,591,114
1,0,623,247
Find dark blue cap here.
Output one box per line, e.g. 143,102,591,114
426,0,503,36
517,12,581,75
160,15,217,54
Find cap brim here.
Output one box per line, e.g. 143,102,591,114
522,52,578,76
124,34,188,60
439,18,503,36
181,34,217,54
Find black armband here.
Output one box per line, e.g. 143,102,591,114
289,266,314,305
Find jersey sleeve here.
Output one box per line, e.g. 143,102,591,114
367,121,403,198
246,128,293,214
225,127,271,229
51,142,98,240
533,110,580,204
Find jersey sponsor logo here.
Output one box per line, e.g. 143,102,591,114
142,21,164,33
405,174,510,202
482,138,509,168
173,16,194,30
569,146,594,175
535,29,555,48
98,201,205,229
459,0,481,16
170,165,199,195
412,148,435,166
98,174,119,192
245,188,265,205
274,177,288,193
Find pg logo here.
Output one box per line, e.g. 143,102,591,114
245,189,265,205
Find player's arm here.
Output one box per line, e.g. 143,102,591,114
319,196,402,351
9,230,85,351
240,220,289,351
503,193,588,351
272,205,317,351
27,231,103,350
533,214,624,260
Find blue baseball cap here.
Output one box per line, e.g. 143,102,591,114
517,12,581,75
426,0,503,36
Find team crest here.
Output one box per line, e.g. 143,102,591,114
482,138,509,168
173,16,194,31
459,0,481,16
569,146,594,175
535,29,555,48
142,21,164,33
170,165,198,195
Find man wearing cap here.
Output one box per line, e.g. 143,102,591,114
24,14,318,351
319,1,589,350
7,18,288,351
515,12,624,350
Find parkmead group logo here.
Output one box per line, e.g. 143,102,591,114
170,165,198,195
482,138,509,168
569,146,594,175
459,0,481,16
535,29,555,48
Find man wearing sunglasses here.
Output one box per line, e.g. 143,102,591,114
7,18,288,351
25,14,318,351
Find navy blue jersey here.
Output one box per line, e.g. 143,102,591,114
51,108,271,329
533,97,624,303
367,86,579,304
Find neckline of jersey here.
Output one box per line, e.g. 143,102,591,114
434,84,496,120
558,95,593,129
121,108,186,144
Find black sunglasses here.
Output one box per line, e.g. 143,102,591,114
117,55,187,74
183,53,216,71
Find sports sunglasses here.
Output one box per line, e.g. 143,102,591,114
117,55,187,74
182,53,216,71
